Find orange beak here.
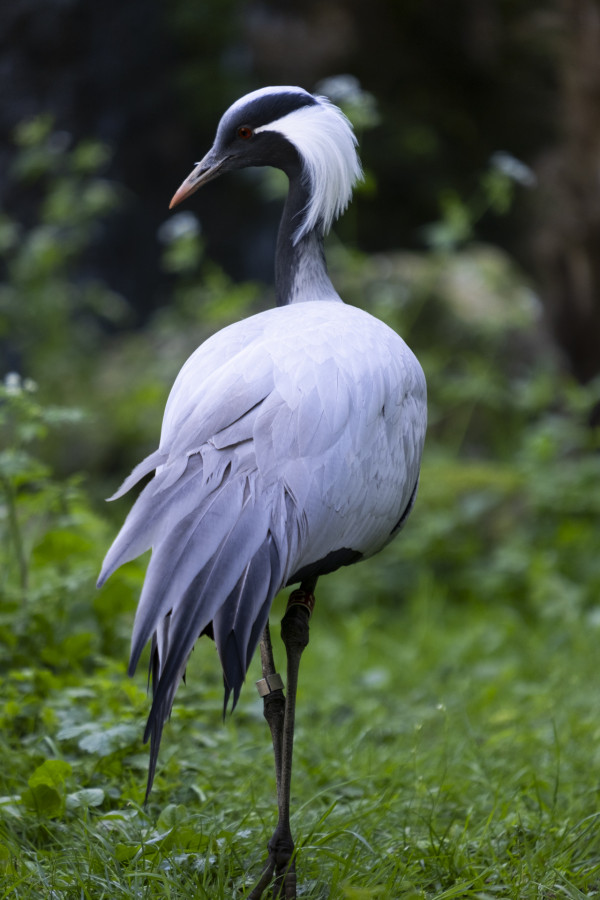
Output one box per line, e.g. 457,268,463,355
169,152,227,209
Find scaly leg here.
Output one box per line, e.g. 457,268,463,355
248,579,316,900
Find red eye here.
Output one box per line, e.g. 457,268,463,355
237,125,253,140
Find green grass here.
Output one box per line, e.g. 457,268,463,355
1,567,600,898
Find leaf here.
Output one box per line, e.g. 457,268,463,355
57,723,96,742
66,788,105,809
21,783,64,818
27,759,72,790
79,723,139,756
115,842,142,863
21,760,72,818
156,803,190,831
0,796,23,819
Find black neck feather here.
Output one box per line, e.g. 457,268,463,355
274,157,338,307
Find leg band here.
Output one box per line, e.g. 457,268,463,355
256,673,284,697
286,589,315,617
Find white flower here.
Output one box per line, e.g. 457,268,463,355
157,211,201,244
4,372,22,395
490,151,537,188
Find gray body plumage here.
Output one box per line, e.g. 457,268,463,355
98,86,427,793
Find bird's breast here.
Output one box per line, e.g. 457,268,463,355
160,300,426,580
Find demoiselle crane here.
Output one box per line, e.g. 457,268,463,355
98,85,427,898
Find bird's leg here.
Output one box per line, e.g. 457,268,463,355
249,579,316,900
257,622,286,813
271,583,314,899
249,622,286,899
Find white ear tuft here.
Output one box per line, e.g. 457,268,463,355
256,96,363,243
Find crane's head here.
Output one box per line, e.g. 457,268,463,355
169,86,362,242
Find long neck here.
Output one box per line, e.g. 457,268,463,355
275,169,341,307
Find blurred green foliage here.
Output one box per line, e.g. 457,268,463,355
0,374,143,672
1,116,125,379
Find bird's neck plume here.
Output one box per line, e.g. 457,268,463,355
264,94,361,306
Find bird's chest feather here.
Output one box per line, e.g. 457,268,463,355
162,303,425,559
245,307,425,559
